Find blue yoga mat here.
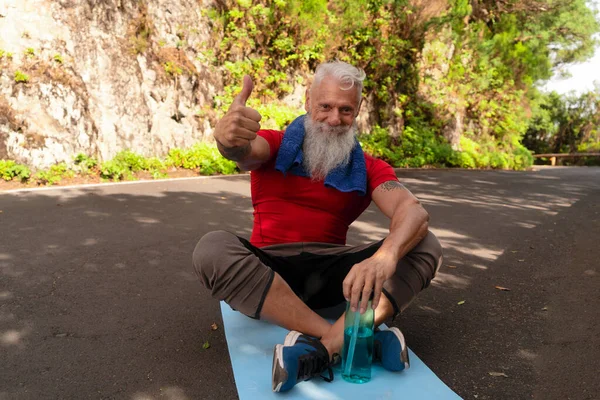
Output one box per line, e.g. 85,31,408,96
220,302,461,399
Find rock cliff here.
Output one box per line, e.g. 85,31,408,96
0,0,225,168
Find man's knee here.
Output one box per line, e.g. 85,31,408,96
384,231,443,314
192,230,239,289
403,231,443,289
417,231,444,280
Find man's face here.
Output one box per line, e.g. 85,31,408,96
302,78,361,180
305,78,360,129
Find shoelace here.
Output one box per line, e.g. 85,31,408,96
295,336,334,382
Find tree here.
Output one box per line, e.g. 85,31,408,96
524,86,600,162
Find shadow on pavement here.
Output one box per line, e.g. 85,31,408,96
0,167,598,399
1,187,253,399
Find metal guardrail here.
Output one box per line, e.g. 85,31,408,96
532,153,600,157
532,153,600,166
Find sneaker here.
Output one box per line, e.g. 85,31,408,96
281,331,341,364
373,327,410,372
272,331,334,392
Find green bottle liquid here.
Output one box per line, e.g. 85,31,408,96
341,300,374,384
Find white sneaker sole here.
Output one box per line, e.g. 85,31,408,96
283,330,302,346
272,330,304,392
390,327,410,370
272,344,286,392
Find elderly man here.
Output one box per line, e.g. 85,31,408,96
193,61,443,392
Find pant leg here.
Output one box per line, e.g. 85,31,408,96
193,229,443,320
192,230,276,319
193,230,347,319
384,231,443,315
295,231,443,317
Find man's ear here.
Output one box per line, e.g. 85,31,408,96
304,88,311,113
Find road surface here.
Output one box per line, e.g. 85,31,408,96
1,167,598,399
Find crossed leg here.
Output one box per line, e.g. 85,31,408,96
193,230,442,359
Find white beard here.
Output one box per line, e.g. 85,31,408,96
303,116,358,180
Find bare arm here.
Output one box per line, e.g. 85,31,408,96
343,179,429,313
371,180,429,262
215,135,270,171
213,75,271,171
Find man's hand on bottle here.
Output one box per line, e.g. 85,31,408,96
343,252,397,314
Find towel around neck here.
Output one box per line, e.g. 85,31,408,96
274,114,367,196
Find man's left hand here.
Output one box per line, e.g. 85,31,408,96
342,252,397,314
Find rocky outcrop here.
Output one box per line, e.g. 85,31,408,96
1,0,456,169
0,0,223,168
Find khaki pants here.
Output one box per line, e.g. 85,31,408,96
193,231,443,320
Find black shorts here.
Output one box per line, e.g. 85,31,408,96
237,236,388,311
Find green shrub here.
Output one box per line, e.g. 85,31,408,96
359,123,534,170
74,153,98,169
166,143,237,175
144,156,167,178
489,151,509,169
14,71,29,83
144,156,165,171
100,150,146,181
112,150,147,172
152,170,169,179
255,104,303,130
99,151,168,181
511,144,534,170
34,163,74,185
100,159,133,181
53,54,64,64
359,125,397,162
0,160,31,182
448,151,477,169
73,153,98,174
359,124,455,168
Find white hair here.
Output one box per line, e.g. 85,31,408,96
303,117,358,180
311,61,366,104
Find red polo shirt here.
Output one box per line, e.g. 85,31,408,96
249,130,398,247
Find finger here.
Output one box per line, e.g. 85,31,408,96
350,276,364,313
343,270,355,301
232,75,254,106
240,106,262,122
223,136,251,148
236,115,261,132
226,128,257,143
372,278,384,310
360,276,374,314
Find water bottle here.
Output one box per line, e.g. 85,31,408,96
341,299,374,384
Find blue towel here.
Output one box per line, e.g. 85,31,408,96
274,115,367,195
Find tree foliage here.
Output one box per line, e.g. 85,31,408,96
203,0,599,169
524,86,600,164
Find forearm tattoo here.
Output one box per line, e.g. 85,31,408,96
216,140,251,162
380,180,407,191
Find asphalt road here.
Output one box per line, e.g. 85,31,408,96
1,167,599,400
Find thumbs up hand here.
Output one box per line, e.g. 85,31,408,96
214,75,262,150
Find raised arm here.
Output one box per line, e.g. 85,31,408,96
213,75,271,171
